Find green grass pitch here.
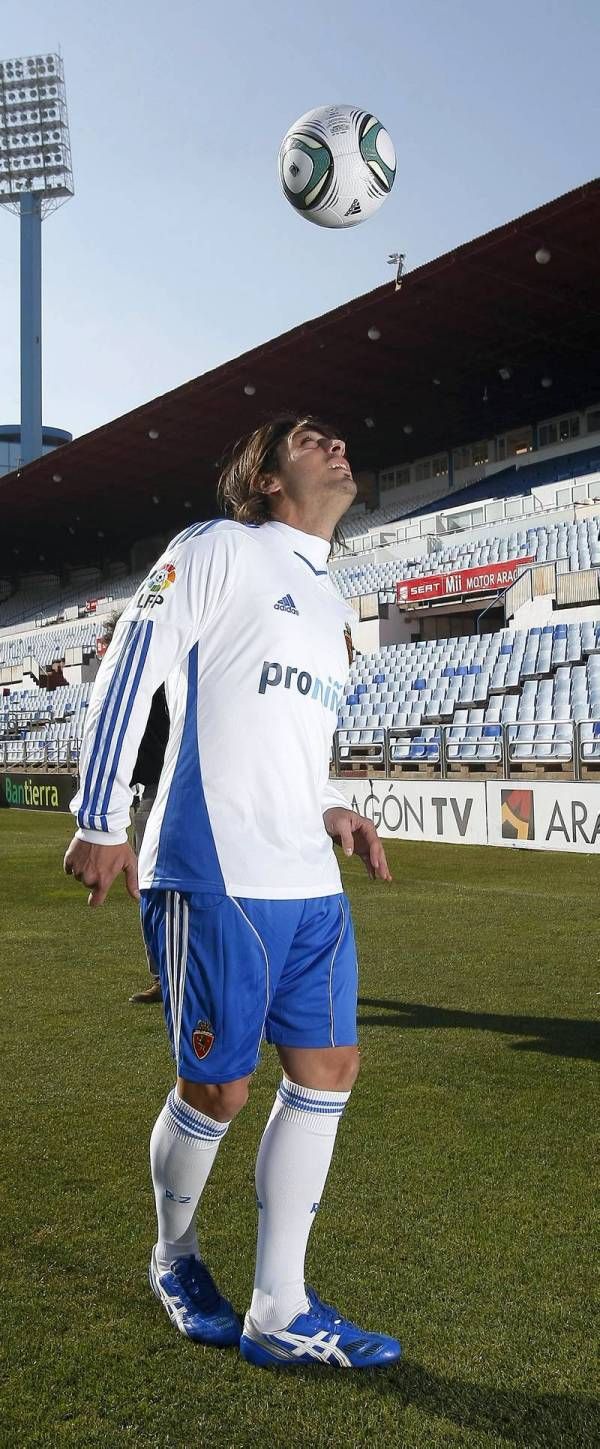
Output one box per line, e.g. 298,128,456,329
0,811,598,1449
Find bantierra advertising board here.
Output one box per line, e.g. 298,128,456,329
0,772,78,813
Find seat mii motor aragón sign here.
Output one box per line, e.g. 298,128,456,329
396,557,534,605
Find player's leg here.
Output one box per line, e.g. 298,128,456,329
241,894,401,1368
150,1073,250,1272
142,888,270,1344
249,1042,357,1331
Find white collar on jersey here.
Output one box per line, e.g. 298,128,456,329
265,520,331,572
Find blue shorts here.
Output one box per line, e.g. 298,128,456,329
140,890,359,1083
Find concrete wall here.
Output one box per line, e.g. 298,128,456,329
61,657,101,685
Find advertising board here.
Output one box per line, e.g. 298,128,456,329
396,557,534,605
336,778,488,845
0,772,77,813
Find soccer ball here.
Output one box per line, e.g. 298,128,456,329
278,103,396,229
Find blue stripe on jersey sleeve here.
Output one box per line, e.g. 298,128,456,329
86,620,154,831
169,518,222,549
77,619,140,830
97,620,154,831
153,642,225,890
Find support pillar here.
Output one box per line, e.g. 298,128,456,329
20,192,43,465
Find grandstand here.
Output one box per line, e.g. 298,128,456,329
331,516,600,601
0,683,88,770
3,482,600,781
3,473,600,785
335,621,600,775
1,179,599,800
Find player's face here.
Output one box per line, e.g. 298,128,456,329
274,425,357,509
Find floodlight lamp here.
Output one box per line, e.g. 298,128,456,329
0,52,74,215
244,383,256,396
367,327,381,341
148,428,159,439
535,247,551,265
51,471,62,482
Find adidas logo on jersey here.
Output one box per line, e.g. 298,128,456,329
274,594,299,615
344,198,361,216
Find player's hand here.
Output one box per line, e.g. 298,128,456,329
323,807,392,882
63,838,140,908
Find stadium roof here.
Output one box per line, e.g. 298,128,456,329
3,177,600,569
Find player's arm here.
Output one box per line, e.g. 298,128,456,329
322,781,392,882
64,524,237,905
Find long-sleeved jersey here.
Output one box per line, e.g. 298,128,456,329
71,519,354,899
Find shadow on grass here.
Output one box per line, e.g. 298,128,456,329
358,998,600,1063
361,1360,599,1448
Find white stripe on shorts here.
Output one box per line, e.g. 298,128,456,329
328,898,346,1047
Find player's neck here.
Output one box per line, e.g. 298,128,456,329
268,500,344,544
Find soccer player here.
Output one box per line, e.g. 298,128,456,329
64,416,401,1370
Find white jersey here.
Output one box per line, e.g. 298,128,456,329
72,519,353,899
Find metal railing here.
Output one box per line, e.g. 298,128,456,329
333,718,600,781
342,475,600,559
3,720,600,783
0,739,80,769
504,559,600,620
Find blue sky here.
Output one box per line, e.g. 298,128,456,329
1,0,598,439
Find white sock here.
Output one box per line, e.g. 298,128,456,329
150,1088,230,1273
249,1075,349,1332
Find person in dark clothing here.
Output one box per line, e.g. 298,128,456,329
128,684,170,1002
96,616,169,1003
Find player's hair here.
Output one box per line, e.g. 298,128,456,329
97,608,123,647
216,414,347,551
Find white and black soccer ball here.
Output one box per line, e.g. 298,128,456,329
278,103,396,229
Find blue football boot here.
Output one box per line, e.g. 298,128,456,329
149,1248,241,1346
239,1286,401,1368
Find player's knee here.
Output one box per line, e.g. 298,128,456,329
177,1076,250,1122
332,1045,360,1092
309,1046,360,1093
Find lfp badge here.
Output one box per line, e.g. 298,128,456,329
136,561,177,610
147,562,176,593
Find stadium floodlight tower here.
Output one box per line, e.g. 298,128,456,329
0,52,74,465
